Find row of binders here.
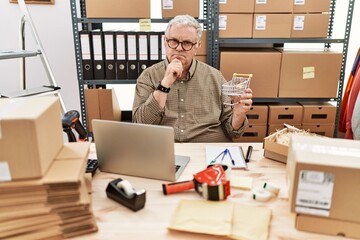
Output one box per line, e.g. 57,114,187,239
80,30,166,80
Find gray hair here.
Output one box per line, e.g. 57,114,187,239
165,15,202,43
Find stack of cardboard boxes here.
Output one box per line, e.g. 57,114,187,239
219,0,340,142
234,104,269,142
219,0,331,38
267,103,303,135
299,102,337,137
0,96,97,239
85,0,201,19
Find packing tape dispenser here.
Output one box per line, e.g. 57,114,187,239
106,178,146,211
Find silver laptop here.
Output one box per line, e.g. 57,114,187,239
92,119,190,181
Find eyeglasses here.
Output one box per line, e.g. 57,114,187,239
166,38,197,51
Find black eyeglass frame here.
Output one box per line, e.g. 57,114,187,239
165,38,198,51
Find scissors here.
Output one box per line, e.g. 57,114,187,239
210,148,235,165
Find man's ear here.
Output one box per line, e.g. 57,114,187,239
197,41,202,50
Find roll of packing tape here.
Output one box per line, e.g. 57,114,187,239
252,188,273,202
263,182,280,196
116,180,135,197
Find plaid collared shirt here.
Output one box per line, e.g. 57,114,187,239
132,59,248,142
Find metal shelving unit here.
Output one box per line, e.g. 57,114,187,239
210,0,355,136
70,0,213,129
70,0,354,136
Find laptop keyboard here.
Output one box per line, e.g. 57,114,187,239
175,165,181,172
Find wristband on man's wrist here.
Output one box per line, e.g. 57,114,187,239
156,83,171,93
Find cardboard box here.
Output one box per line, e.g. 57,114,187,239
219,0,255,13
278,50,343,98
98,89,121,121
296,214,360,239
219,14,253,38
85,89,101,132
291,13,330,38
254,0,293,13
268,103,303,125
162,0,199,18
220,49,281,98
263,124,305,163
86,0,150,18
233,125,267,142
267,124,301,136
293,0,331,13
197,31,207,56
194,55,207,63
85,88,121,132
263,128,288,163
299,102,336,124
0,96,63,180
301,124,335,137
288,136,360,223
246,105,269,125
253,14,292,38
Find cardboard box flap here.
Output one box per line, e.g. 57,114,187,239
263,124,322,163
44,143,90,184
289,136,360,168
56,142,90,160
0,97,59,120
296,214,360,239
0,143,89,188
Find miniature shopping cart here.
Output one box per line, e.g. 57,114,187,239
222,73,252,105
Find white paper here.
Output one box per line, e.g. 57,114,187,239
162,0,173,10
219,15,227,30
205,146,247,169
294,0,305,5
255,16,267,30
256,0,267,4
293,16,305,30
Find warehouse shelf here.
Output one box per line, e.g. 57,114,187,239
70,0,355,136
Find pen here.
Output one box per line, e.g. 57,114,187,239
245,146,253,163
227,149,235,166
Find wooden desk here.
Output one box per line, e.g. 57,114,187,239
73,143,346,240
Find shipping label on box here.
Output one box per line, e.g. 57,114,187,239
295,170,335,216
